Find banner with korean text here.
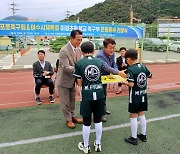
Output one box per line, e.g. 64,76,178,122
0,21,143,38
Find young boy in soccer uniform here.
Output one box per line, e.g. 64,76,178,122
123,49,152,145
73,42,105,153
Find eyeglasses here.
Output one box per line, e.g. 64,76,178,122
106,46,115,50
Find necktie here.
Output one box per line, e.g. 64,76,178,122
74,48,77,62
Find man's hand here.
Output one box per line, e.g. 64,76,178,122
118,70,127,78
77,79,82,86
43,71,50,76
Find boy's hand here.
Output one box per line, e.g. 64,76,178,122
123,81,134,87
122,81,128,85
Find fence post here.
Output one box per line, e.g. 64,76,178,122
12,49,15,66
140,37,144,64
166,26,170,63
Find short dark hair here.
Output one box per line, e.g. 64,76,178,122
81,41,94,53
103,38,116,47
119,47,126,52
125,49,137,60
38,50,45,55
70,30,82,38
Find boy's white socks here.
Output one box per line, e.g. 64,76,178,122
95,122,102,145
83,125,91,148
139,115,146,135
130,118,138,138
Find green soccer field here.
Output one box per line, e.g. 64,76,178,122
0,90,180,154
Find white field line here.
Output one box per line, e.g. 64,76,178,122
0,61,12,63
0,99,51,106
0,82,33,86
0,76,32,80
2,66,11,69
3,55,12,59
0,90,33,94
0,113,179,148
24,65,33,68
168,59,178,62
0,100,35,106
156,60,166,62
0,87,57,95
143,60,153,63
0,87,52,94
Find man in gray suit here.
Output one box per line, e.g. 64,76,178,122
56,30,83,129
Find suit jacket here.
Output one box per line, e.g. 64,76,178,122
56,42,81,88
116,56,128,71
33,61,54,78
96,49,119,75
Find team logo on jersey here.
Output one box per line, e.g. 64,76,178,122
85,65,100,81
137,72,147,88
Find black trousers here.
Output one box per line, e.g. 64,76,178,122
35,78,54,95
103,84,107,106
118,82,122,87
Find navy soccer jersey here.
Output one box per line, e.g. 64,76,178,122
126,63,152,113
73,55,105,117
73,56,104,101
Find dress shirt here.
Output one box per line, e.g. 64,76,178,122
96,49,119,75
39,60,45,69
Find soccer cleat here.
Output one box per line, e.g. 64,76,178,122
105,106,110,115
94,140,102,152
35,97,42,105
49,96,55,103
78,142,91,153
101,117,107,122
137,134,147,142
105,110,111,115
125,137,138,145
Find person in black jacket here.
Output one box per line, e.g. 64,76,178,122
116,47,128,94
33,50,55,105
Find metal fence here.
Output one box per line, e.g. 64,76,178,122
88,22,180,64
139,24,180,63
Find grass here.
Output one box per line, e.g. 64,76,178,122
0,90,180,154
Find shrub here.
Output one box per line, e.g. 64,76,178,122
50,37,69,52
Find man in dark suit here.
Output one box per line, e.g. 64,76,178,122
33,50,54,105
56,30,83,129
116,47,128,94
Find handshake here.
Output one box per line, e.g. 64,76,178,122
118,70,127,79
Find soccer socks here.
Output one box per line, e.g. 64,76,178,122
139,115,146,135
95,122,102,145
130,118,138,138
82,122,102,148
83,125,91,148
82,122,102,147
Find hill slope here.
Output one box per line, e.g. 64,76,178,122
67,0,180,24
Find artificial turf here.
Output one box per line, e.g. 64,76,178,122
0,90,179,154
